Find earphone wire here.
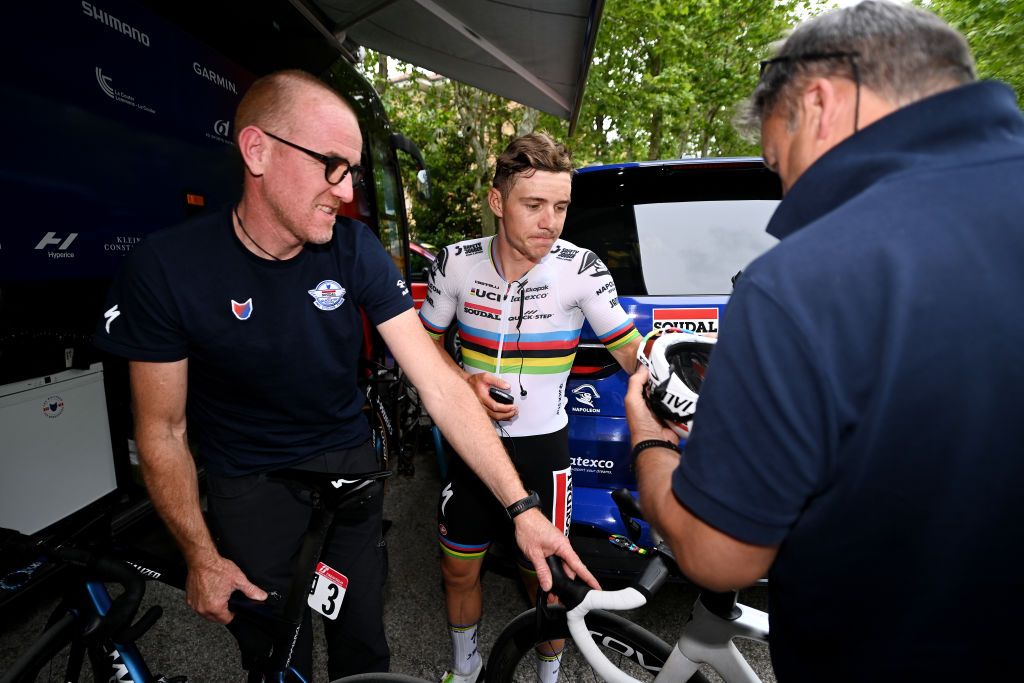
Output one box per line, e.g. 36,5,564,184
514,279,528,397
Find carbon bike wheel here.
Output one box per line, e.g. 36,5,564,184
330,674,430,683
363,384,394,472
0,610,101,683
486,607,709,683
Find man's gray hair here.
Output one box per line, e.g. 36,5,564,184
736,0,976,136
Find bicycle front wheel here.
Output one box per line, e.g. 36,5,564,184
486,607,707,683
1,610,92,683
330,674,430,683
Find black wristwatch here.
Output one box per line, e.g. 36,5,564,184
630,439,680,471
506,490,542,519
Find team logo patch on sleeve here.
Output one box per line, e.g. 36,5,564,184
308,280,346,311
431,247,449,279
578,251,609,277
231,298,253,320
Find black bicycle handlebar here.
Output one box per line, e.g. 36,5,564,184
54,547,162,644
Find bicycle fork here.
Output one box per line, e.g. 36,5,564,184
657,598,769,683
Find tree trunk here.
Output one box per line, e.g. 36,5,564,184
454,83,496,236
517,107,541,137
648,107,664,160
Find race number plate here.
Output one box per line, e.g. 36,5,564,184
307,562,348,620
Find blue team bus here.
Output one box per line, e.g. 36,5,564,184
561,158,783,577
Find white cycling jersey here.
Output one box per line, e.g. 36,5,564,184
419,236,639,437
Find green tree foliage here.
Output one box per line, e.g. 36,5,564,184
358,1,821,244
359,52,546,245
919,0,1024,107
572,0,808,164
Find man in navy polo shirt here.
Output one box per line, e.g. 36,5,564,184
626,2,1024,679
95,69,596,680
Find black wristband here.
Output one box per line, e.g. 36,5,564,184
506,490,541,519
630,439,679,468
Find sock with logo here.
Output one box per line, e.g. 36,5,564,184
535,648,563,683
449,622,482,676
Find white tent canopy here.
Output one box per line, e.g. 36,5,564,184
292,0,605,133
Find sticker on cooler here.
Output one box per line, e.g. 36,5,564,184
308,562,348,620
652,307,719,334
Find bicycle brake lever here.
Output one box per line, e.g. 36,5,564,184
228,590,289,625
544,557,590,610
611,489,644,543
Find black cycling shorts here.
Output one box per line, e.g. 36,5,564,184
437,426,571,563
206,441,389,679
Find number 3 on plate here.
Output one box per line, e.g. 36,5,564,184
307,562,349,620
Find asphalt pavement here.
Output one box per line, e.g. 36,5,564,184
0,451,774,682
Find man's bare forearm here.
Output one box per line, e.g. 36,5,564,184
136,429,218,566
431,336,470,379
634,446,681,539
422,373,527,507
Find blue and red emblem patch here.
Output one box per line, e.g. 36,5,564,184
231,298,253,320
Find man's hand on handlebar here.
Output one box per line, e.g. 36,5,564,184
513,507,601,592
186,552,267,624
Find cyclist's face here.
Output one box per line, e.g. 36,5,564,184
490,170,572,263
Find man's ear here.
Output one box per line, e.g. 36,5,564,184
237,125,268,177
799,77,842,143
487,187,504,219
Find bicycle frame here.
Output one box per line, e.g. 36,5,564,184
82,580,157,683
563,583,768,683
2,469,392,683
541,487,771,683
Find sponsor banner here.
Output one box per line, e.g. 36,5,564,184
652,307,720,334
1,0,253,279
570,455,615,475
8,0,252,146
569,383,601,413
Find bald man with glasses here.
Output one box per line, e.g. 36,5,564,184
96,69,596,681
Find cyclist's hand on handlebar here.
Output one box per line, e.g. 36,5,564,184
467,373,518,420
626,367,680,444
514,507,601,592
186,553,267,625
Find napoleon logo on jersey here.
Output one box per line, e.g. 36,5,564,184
431,247,449,279
308,280,346,311
578,251,609,277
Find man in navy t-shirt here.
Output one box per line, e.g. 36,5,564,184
95,69,596,680
626,2,1024,680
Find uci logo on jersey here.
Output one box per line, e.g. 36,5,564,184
308,280,346,311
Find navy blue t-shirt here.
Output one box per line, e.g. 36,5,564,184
95,206,412,476
674,82,1024,679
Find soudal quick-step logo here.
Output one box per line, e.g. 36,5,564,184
652,307,719,334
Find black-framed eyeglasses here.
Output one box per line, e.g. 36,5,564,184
758,51,862,132
759,51,860,78
262,130,364,186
